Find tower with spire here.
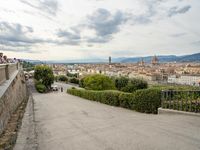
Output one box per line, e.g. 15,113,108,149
151,55,159,65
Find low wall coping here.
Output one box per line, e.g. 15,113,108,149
0,70,19,98
158,108,200,117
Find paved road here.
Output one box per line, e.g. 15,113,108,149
15,82,200,150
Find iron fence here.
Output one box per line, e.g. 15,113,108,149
161,90,200,113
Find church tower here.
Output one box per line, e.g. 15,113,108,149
151,55,159,65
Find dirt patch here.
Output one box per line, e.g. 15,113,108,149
0,98,28,150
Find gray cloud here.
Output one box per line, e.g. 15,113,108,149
83,2,191,44
56,8,130,44
170,32,187,37
0,46,38,53
56,28,81,45
132,15,152,25
20,0,59,16
0,22,45,45
87,9,128,36
191,40,200,46
131,1,191,25
0,21,59,52
168,5,191,17
130,0,164,25
57,29,81,40
87,35,112,43
86,8,129,43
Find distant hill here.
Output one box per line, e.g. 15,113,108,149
21,59,43,64
119,53,200,63
177,53,200,62
22,52,200,64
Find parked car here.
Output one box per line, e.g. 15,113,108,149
52,85,58,91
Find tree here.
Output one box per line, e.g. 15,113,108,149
57,75,68,82
115,77,129,90
67,72,78,78
69,77,79,84
121,78,148,93
34,65,54,89
83,74,115,90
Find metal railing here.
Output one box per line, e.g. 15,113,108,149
0,63,20,85
161,90,200,113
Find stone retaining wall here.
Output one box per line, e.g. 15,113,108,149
0,70,28,135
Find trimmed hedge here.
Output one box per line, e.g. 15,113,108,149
67,88,161,114
133,89,161,113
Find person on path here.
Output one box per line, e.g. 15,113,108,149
61,87,63,92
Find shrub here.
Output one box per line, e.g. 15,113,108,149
83,74,115,90
150,84,200,91
79,77,85,88
58,75,68,82
119,93,133,108
67,88,161,114
133,89,161,113
121,78,148,93
35,82,46,93
69,78,79,84
67,72,78,78
115,77,129,90
101,91,121,106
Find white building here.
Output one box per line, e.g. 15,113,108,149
168,75,200,86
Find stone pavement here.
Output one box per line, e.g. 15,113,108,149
14,82,200,150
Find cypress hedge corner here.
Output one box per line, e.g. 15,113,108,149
67,88,161,114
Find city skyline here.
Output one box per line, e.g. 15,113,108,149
0,0,200,60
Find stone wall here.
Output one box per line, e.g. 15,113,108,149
0,70,28,135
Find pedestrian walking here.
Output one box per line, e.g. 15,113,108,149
61,87,63,92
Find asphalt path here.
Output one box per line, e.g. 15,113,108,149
14,82,200,150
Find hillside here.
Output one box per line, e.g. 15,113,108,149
119,53,200,63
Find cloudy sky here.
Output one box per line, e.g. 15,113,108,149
0,0,200,60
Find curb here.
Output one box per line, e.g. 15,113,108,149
158,108,200,117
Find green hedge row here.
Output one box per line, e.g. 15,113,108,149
67,88,161,114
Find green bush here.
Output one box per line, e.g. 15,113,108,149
79,78,85,88
113,77,148,93
133,89,161,113
150,84,200,91
35,82,46,93
115,77,129,90
121,78,148,93
69,78,79,84
57,75,68,82
83,74,115,90
67,88,161,114
67,72,78,78
119,93,133,108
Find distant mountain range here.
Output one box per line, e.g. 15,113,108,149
119,53,200,63
23,52,200,64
